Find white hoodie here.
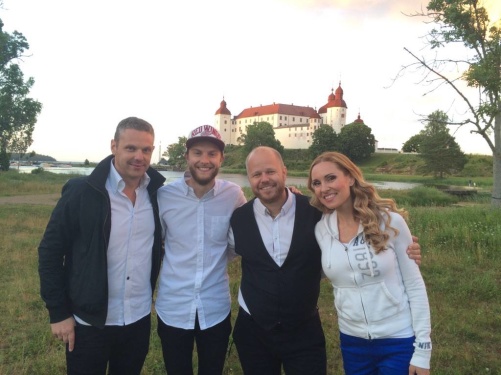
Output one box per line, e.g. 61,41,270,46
315,210,432,369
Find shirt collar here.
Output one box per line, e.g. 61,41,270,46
254,188,294,218
181,170,217,199
108,158,150,193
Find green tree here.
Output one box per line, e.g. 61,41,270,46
238,121,284,155
309,124,339,158
163,136,187,170
401,0,501,206
402,133,425,153
0,19,42,171
338,123,375,162
419,110,467,178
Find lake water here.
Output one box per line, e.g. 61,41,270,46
15,165,419,190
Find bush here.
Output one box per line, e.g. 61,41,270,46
31,167,44,174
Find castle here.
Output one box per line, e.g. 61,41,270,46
213,82,367,149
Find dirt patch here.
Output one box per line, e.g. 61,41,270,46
0,193,60,206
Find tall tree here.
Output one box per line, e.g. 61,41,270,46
163,136,187,170
238,121,284,155
400,0,501,206
309,124,339,158
402,133,426,153
419,110,467,178
0,19,42,171
338,123,376,162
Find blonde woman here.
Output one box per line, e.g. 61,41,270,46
308,152,431,375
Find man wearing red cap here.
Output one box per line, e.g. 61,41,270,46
155,125,246,374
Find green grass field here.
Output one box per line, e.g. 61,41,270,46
0,170,500,374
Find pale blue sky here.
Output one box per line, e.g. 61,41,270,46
2,0,495,162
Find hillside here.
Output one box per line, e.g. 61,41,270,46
221,147,493,178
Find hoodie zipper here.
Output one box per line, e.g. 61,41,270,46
324,214,373,339
333,234,373,340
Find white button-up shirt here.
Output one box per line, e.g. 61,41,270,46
155,173,246,330
105,161,154,325
74,162,154,326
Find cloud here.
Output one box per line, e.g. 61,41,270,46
276,0,429,17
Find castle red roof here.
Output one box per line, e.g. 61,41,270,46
354,113,364,124
235,103,321,120
318,83,347,113
214,98,231,115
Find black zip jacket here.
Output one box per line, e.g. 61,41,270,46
38,155,166,328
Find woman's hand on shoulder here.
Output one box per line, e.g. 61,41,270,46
407,235,421,266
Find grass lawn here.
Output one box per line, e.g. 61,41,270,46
0,170,500,374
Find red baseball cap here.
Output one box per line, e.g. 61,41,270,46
186,125,225,152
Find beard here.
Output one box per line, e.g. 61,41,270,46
253,181,285,205
188,164,220,186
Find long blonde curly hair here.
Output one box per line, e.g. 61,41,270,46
307,152,408,253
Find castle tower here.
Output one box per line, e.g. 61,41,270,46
353,112,364,124
214,97,233,145
318,82,348,133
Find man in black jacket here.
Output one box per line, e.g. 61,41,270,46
38,117,165,375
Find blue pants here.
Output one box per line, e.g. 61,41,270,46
340,332,415,375
157,312,232,375
66,314,151,375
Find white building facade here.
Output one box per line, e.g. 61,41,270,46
214,83,350,149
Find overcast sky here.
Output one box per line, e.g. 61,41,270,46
2,0,498,162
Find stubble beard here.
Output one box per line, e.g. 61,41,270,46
255,182,284,205
189,164,219,186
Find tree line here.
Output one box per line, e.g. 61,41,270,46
163,114,470,180
1,0,500,206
